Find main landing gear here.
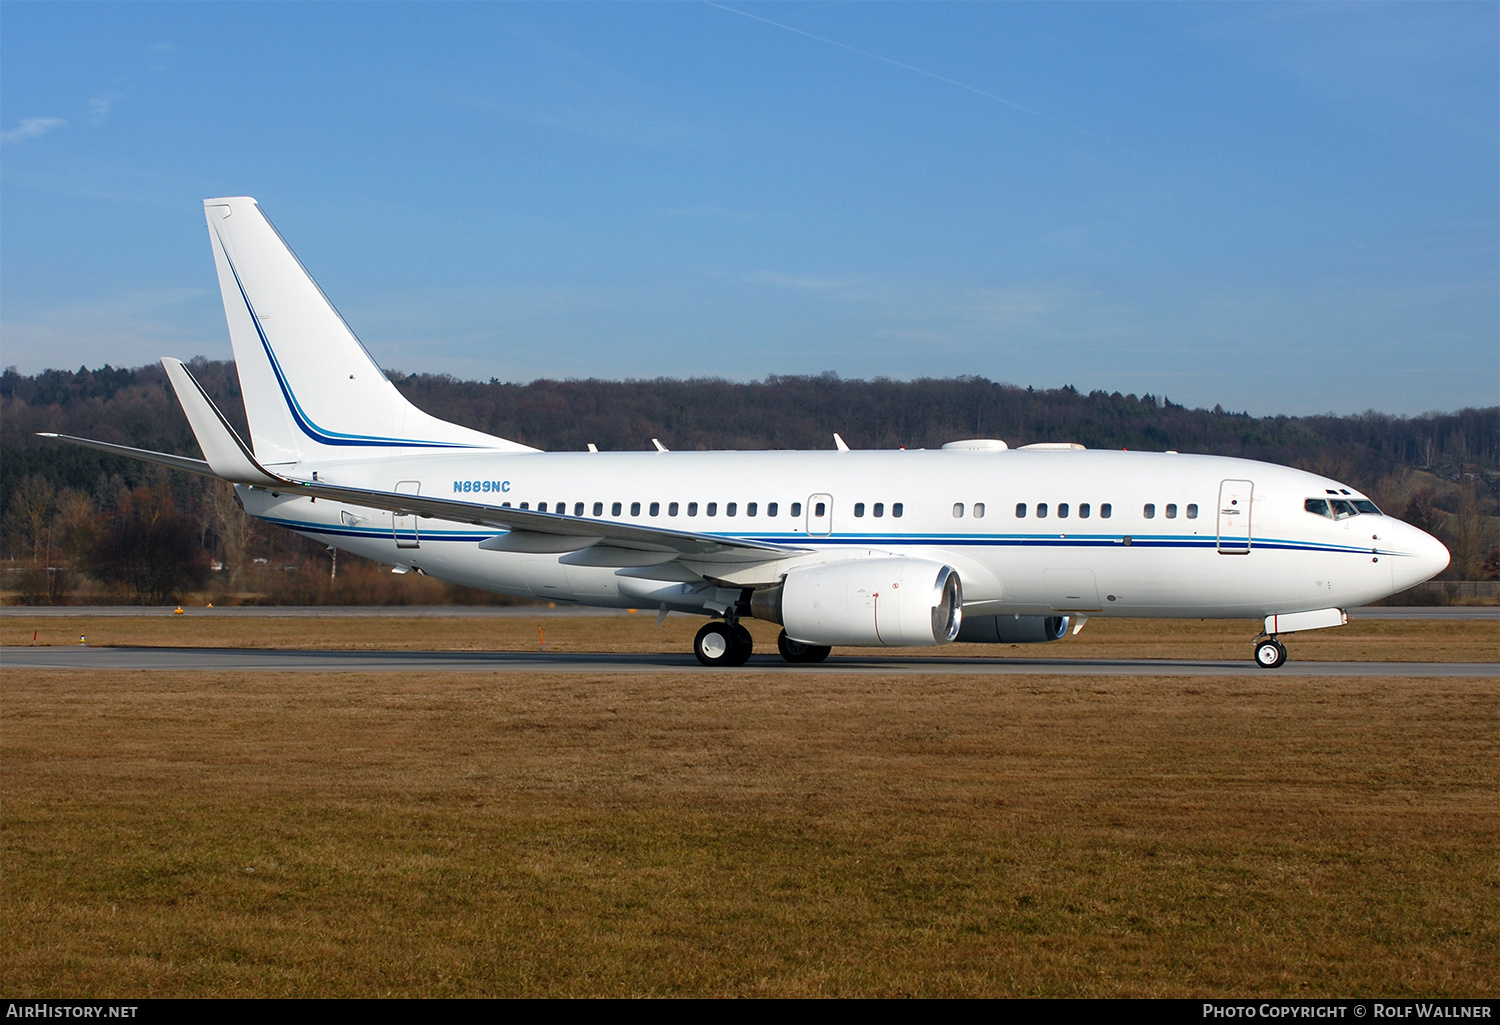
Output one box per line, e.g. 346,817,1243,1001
692,621,834,666
694,621,753,667
1254,636,1288,669
777,629,831,665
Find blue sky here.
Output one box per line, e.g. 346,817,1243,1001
2,2,1495,416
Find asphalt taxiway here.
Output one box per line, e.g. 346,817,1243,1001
3,605,1495,620
3,646,1493,677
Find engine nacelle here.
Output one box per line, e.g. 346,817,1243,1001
957,614,1069,644
752,558,962,647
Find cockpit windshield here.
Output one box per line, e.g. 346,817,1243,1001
1305,497,1381,519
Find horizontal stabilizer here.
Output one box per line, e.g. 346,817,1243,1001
35,433,214,477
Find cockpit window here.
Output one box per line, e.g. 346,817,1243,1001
1306,497,1380,519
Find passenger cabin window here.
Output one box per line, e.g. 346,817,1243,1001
611,502,622,516
1143,503,1156,519
1165,503,1177,519
726,502,736,517
1037,503,1048,518
574,502,585,517
1079,503,1090,518
791,502,801,516
768,502,779,517
520,502,529,510
538,502,548,513
1101,503,1112,518
953,503,964,518
649,502,660,516
892,503,903,518
1016,503,1027,518
854,503,865,517
747,502,757,516
873,503,884,517
1185,504,1197,519
974,503,985,518
707,502,717,516
668,502,679,516
593,502,604,517
630,501,640,516
687,502,698,516
1058,503,1069,518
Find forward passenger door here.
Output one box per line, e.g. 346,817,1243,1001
1217,479,1252,554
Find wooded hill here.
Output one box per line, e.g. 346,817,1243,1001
2,360,1496,603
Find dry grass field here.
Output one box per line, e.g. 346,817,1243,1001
2,613,1496,997
6,611,1498,663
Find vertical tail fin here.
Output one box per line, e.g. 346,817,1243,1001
203,197,536,466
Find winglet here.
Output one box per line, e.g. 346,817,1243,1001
834,433,850,452
160,358,285,486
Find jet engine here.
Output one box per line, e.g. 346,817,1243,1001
751,558,962,647
957,614,1069,643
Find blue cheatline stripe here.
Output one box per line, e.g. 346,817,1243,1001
262,514,1407,558
221,246,480,451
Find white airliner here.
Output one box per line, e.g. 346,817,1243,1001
44,197,1451,668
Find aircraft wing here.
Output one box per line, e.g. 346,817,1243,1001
39,360,809,564
286,480,802,560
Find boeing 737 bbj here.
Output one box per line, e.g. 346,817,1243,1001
43,197,1451,668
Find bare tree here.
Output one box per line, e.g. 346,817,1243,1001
205,480,257,592
5,475,56,565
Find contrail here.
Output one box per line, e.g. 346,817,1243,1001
702,1,1084,134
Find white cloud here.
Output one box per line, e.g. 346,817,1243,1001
88,93,122,124
742,271,853,292
1,118,66,145
0,289,215,373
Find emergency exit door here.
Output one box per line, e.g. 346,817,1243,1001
805,494,833,536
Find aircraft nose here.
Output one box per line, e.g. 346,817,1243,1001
1391,524,1450,592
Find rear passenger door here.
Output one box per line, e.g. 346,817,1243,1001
394,480,421,549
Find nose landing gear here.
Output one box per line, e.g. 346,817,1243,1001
1254,636,1288,669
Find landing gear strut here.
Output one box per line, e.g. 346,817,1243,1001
1253,636,1288,669
694,621,753,667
